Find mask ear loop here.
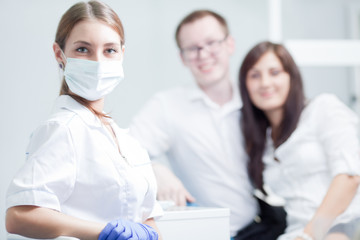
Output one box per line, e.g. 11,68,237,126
57,49,67,83
59,49,67,70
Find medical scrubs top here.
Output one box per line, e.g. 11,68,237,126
6,95,163,223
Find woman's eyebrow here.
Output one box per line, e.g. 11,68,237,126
73,40,91,46
104,42,121,47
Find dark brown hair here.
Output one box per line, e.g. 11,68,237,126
239,41,305,193
55,0,124,119
175,10,229,48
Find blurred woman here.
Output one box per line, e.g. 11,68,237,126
239,41,360,240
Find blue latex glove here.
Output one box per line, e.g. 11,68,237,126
98,219,158,240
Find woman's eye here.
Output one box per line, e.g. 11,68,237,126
270,69,282,76
249,73,260,79
106,48,117,54
76,47,88,53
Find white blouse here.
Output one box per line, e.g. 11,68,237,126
263,94,360,239
7,95,163,224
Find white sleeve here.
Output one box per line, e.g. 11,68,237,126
129,94,172,158
6,121,76,211
316,94,360,177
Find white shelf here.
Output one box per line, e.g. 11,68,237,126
285,39,360,66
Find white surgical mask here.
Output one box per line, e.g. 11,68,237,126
62,54,124,101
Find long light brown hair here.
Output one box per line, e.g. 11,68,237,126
55,0,124,118
239,41,305,193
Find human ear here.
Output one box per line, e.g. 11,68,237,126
120,45,125,63
225,35,235,55
53,42,64,67
179,52,189,67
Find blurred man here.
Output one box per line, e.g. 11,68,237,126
130,10,283,239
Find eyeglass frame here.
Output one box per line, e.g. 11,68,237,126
180,35,229,61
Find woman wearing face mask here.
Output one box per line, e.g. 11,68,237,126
239,41,360,240
5,1,162,240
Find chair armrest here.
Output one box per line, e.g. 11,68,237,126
7,234,80,240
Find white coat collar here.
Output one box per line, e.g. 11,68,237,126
53,95,104,128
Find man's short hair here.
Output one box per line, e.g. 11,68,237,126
175,10,229,49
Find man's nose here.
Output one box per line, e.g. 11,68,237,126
198,46,211,59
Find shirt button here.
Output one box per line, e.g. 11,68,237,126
254,215,262,223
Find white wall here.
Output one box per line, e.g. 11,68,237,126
282,0,358,106
0,0,267,237
0,0,358,238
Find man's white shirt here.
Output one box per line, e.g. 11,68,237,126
129,84,257,236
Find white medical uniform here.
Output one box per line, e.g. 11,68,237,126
6,95,163,224
262,94,360,240
129,85,257,237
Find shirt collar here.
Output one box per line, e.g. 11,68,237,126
187,81,242,111
53,95,104,128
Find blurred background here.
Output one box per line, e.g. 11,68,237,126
1,0,360,237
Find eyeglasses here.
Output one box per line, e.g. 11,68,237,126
180,35,228,61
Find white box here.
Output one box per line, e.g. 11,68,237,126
156,207,230,240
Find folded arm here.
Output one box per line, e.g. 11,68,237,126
6,205,104,240
6,205,162,240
